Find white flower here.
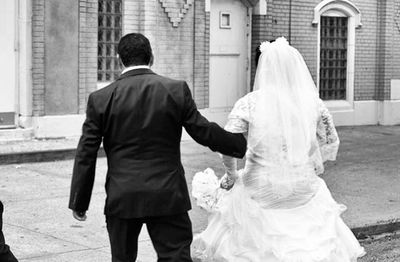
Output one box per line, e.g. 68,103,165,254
259,41,271,53
275,36,289,45
192,168,220,212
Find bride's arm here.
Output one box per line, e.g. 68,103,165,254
311,99,340,175
220,155,238,189
220,96,250,189
317,99,340,162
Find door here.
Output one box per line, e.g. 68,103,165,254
0,0,17,128
209,0,249,108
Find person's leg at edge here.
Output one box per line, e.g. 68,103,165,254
146,212,193,262
106,216,143,262
0,201,18,262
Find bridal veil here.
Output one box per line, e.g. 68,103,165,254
243,37,322,209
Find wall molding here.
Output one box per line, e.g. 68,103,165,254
159,0,193,27
312,0,362,28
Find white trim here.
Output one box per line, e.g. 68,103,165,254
219,12,232,29
379,100,400,125
326,100,400,126
390,79,400,100
18,0,33,128
14,0,19,127
32,115,85,138
312,0,362,28
253,0,267,15
315,0,361,112
324,100,353,111
322,9,346,17
205,0,210,12
247,8,252,93
329,101,375,126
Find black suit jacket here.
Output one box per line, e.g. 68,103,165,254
69,69,246,218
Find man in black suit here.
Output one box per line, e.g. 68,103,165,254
0,201,18,262
69,33,246,262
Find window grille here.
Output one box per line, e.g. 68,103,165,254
319,16,348,100
98,0,122,82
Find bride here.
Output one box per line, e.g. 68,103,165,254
191,38,365,261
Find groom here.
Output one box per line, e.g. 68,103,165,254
69,33,246,262
0,201,18,262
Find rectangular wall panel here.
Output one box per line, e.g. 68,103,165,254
45,0,79,115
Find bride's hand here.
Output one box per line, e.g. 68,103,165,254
220,173,236,190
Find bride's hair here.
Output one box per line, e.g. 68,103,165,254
254,39,275,68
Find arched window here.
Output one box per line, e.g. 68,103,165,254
313,0,361,106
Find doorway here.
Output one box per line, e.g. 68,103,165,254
209,0,250,109
0,0,17,128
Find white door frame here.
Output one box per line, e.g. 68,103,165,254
208,0,252,107
17,0,33,128
246,7,252,94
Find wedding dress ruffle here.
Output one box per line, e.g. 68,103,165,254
192,169,365,262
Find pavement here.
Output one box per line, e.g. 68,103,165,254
359,234,400,262
0,125,400,261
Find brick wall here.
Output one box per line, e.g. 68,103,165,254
151,1,195,92
251,3,273,87
287,0,319,83
78,0,98,113
30,0,399,119
353,0,379,101
123,0,209,108
251,0,320,87
375,0,393,100
393,0,400,82
124,0,142,33
32,0,45,116
251,0,395,102
193,0,210,108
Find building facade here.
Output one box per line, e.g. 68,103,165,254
0,0,399,139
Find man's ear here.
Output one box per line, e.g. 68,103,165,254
118,56,125,69
149,54,154,67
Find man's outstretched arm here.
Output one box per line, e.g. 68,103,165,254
69,94,102,219
182,82,247,158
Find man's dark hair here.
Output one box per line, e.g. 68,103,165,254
117,33,153,67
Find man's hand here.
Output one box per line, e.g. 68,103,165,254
72,210,87,221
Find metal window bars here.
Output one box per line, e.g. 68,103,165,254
319,16,348,100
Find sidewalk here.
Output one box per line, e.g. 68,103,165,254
0,125,400,261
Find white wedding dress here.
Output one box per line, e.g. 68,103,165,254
191,38,365,262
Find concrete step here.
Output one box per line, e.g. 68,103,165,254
0,137,105,165
0,127,33,142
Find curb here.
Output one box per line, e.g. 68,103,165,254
0,148,105,165
352,220,400,240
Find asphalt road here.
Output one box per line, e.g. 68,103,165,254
0,151,395,261
359,234,400,262
1,125,400,261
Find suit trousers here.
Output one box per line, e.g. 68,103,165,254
106,212,193,262
0,201,18,262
